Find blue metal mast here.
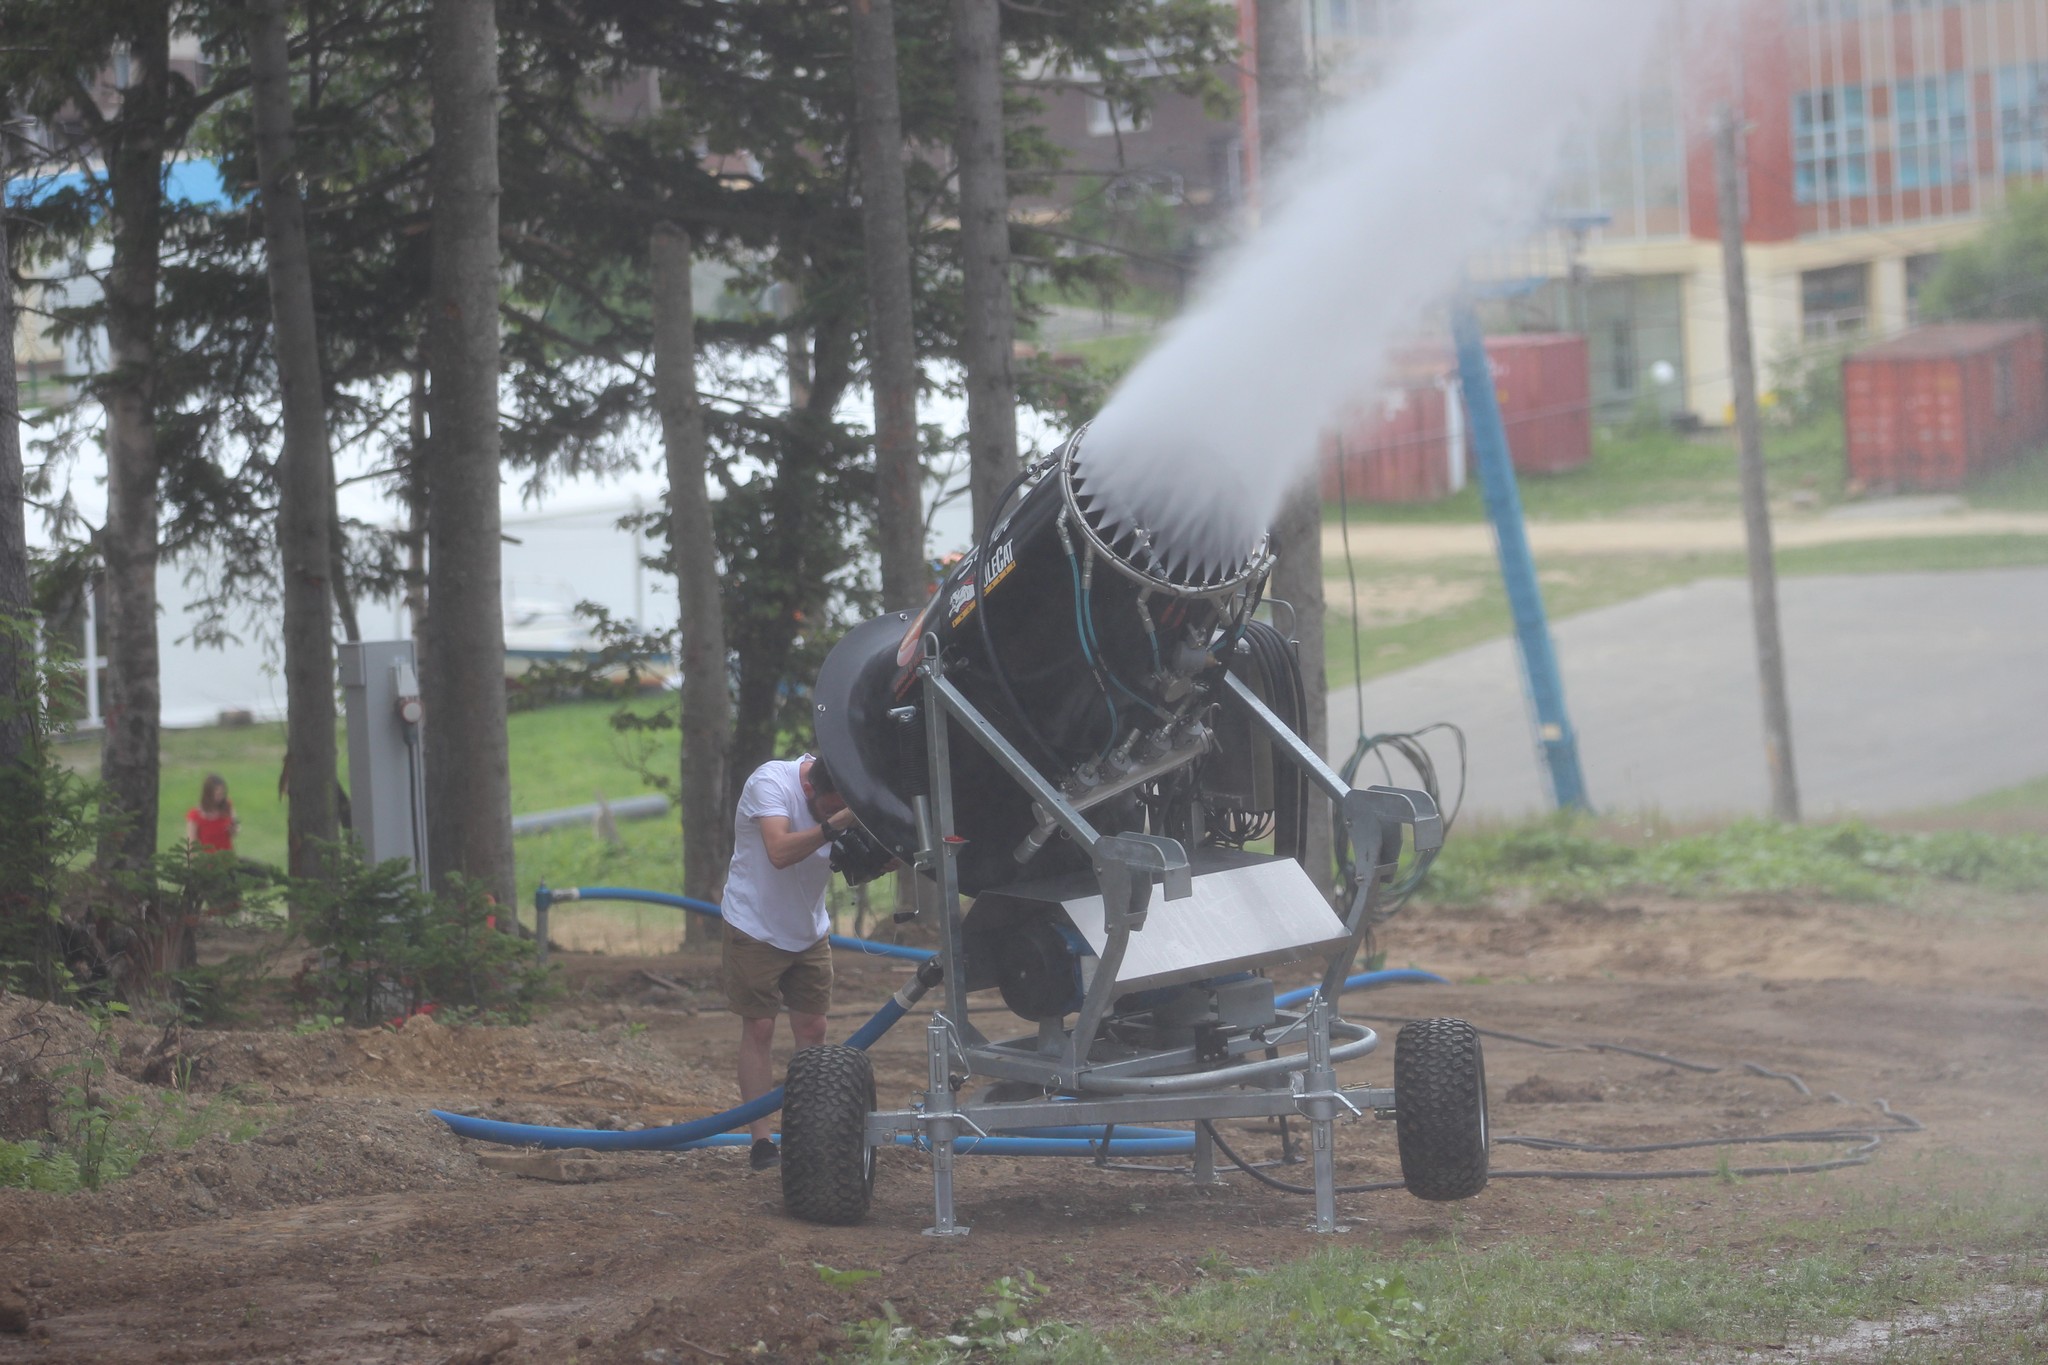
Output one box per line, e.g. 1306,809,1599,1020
1450,304,1590,812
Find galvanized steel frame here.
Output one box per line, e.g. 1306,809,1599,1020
892,635,1441,1234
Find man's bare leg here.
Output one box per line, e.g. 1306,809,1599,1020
790,1010,828,1051
739,1014,779,1142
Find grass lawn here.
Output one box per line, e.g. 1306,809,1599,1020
1962,442,2048,512
53,694,682,876
1947,772,2048,818
836,1170,2048,1363
1059,329,1156,385
1325,419,1855,526
1409,812,2048,907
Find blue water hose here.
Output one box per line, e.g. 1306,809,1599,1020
619,1131,1202,1156
433,958,941,1151
1275,968,1448,1010
539,885,935,963
437,886,1445,1156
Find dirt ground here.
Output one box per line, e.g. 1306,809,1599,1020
2,888,2044,1364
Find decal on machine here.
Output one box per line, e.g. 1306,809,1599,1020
982,538,1017,593
946,579,978,628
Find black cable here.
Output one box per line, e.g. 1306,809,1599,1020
1237,619,1310,864
1192,1019,1925,1196
1344,1013,1726,1073
1331,722,1468,917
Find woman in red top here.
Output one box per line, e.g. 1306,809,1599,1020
185,774,238,853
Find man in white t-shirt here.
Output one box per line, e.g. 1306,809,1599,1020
720,753,856,1171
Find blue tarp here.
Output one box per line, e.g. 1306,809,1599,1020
4,159,232,209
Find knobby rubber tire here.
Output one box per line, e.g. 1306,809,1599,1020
1395,1017,1490,1201
781,1044,878,1226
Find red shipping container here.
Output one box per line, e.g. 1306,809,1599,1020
1484,332,1594,474
1320,380,1451,504
1842,322,2048,491
1318,332,1592,504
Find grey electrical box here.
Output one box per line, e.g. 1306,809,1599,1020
339,640,429,881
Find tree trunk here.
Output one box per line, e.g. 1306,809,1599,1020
0,129,48,980
329,504,361,643
402,361,429,648
851,0,924,614
652,225,729,941
950,0,1018,538
0,135,36,776
250,0,339,885
97,12,172,877
422,0,515,911
1255,0,1332,898
730,314,852,786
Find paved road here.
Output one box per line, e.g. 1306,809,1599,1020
1328,566,2048,820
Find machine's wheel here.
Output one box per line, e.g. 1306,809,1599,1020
781,1045,877,1226
1394,1017,1489,1201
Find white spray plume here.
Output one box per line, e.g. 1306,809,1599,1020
1079,0,1685,566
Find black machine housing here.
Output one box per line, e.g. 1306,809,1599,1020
814,429,1330,1028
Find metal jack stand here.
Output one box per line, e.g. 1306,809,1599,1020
922,1012,973,1238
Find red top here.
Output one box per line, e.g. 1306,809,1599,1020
188,809,234,852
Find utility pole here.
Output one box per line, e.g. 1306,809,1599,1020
1713,105,1801,824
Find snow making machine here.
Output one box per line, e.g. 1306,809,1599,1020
793,427,1488,1233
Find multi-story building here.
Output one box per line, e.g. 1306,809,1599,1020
1537,0,2048,422
1316,0,2048,422
1030,0,2048,425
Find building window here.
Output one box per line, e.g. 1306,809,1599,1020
1997,64,2048,176
1793,87,1869,204
1794,0,1864,21
1610,320,1637,395
1086,94,1147,138
1802,263,1870,341
1319,0,1398,38
1896,74,1970,190
1210,135,1244,207
1905,252,1944,323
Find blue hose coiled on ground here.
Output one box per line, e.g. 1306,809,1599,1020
435,885,1442,1155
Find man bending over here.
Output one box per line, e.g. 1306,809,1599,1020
720,752,855,1171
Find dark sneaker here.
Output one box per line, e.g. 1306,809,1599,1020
749,1138,780,1171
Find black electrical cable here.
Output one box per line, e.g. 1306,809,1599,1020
1329,416,1471,915
1192,1023,1924,1197
1345,1014,1722,1073
1331,723,1469,918
1236,619,1310,864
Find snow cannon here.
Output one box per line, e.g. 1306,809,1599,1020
794,427,1485,1236
816,426,1273,899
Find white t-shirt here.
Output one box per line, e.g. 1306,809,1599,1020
721,756,834,951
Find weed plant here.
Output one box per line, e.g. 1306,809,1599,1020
0,1001,270,1194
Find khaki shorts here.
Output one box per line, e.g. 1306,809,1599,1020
721,924,833,1019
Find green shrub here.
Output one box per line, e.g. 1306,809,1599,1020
0,624,105,997
293,845,554,1025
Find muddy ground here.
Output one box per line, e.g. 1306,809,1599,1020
2,888,2044,1364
